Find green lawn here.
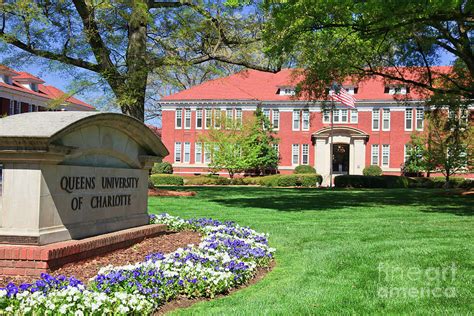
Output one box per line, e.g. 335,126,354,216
148,187,473,315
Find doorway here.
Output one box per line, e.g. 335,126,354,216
332,143,349,174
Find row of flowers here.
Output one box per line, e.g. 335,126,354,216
0,214,275,314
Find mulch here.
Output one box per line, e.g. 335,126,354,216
0,230,201,287
148,189,197,197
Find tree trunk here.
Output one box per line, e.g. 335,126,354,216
121,1,149,122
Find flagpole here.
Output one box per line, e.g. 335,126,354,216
329,98,334,188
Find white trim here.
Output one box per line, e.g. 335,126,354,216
292,110,300,131
301,144,309,165
174,142,182,163
372,109,380,131
196,108,203,129
195,142,202,164
175,108,182,129
183,142,191,163
371,144,379,165
302,109,310,131
415,107,424,131
272,109,280,130
350,109,358,123
405,108,413,131
382,108,390,131
382,144,390,167
292,144,300,165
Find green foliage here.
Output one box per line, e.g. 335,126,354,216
150,174,184,186
334,175,409,188
409,177,472,189
363,165,383,176
294,165,316,174
403,134,429,175
185,176,231,185
0,1,272,121
200,108,279,177
151,162,173,174
247,174,322,187
264,1,473,100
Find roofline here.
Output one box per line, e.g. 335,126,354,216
159,99,428,106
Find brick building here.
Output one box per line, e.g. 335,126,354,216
160,67,471,184
0,65,94,116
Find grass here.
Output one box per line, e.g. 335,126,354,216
148,187,473,315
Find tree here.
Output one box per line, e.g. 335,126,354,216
199,114,248,178
243,107,279,175
412,94,473,184
263,0,473,100
403,134,431,177
0,0,278,121
200,107,279,177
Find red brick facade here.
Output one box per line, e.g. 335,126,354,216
159,68,472,181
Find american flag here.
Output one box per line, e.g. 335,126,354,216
330,87,357,108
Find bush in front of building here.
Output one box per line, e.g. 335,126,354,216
150,174,184,186
151,162,173,174
409,177,472,189
362,165,383,176
334,175,409,188
298,174,323,187
185,175,231,185
294,165,317,174
256,174,322,187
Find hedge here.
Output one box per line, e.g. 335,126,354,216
409,177,473,189
334,175,410,188
294,165,317,174
243,174,322,187
149,174,184,186
185,176,231,185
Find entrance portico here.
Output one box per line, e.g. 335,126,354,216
312,127,369,186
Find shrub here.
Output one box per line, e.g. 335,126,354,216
363,165,383,176
151,162,173,174
298,174,323,187
409,177,470,189
276,175,299,187
185,176,231,185
230,177,247,185
241,177,260,185
334,175,409,188
294,165,316,174
150,174,184,186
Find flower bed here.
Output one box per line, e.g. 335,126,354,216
0,214,275,314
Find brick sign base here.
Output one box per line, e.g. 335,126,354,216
0,224,167,276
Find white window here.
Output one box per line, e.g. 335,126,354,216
174,142,182,163
323,109,330,123
350,109,358,123
226,108,233,124
292,110,300,130
333,109,340,123
175,108,182,129
404,144,411,163
341,109,348,123
405,108,413,131
292,144,300,165
263,109,270,128
28,104,32,112
372,109,380,131
272,143,279,154
183,142,190,163
214,108,221,128
205,108,212,129
235,108,242,126
272,109,280,129
204,143,211,163
195,143,202,163
382,145,390,167
302,144,309,165
416,108,424,130
371,144,379,165
382,109,390,131
184,108,191,129
9,100,14,115
196,109,203,129
302,110,310,130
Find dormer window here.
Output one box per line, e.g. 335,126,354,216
279,87,295,96
30,83,38,92
385,85,409,95
1,75,12,85
328,86,358,95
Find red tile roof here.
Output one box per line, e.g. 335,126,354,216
162,67,453,102
0,65,94,109
14,71,45,83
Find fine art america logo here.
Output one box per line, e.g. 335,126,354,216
377,262,457,299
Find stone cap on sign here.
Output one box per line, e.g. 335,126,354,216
0,112,168,169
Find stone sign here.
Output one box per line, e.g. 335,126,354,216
0,112,168,245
